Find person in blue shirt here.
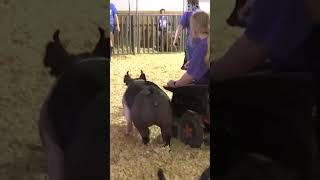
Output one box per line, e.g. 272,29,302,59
167,11,210,87
110,3,120,57
158,9,168,52
211,0,319,178
211,0,317,80
173,0,201,70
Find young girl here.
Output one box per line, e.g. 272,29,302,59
167,11,210,87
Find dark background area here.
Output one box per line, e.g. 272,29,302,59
0,0,107,179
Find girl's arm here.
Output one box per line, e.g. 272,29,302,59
173,72,193,87
211,33,266,81
167,39,208,88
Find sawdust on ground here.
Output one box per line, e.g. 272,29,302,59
110,54,210,180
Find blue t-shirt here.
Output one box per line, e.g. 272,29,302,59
245,0,316,72
110,3,117,27
180,9,201,61
187,37,209,84
158,16,168,31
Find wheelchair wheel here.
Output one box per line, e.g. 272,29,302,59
172,120,180,138
179,110,204,148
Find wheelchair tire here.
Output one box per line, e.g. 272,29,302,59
179,110,204,148
172,120,180,138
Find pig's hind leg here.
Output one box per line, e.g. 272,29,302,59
136,126,150,145
158,107,172,147
161,127,172,147
123,101,133,136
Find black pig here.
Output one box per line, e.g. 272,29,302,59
122,71,172,146
39,27,109,180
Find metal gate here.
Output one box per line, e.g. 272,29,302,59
112,12,186,55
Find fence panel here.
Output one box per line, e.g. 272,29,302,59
112,12,185,55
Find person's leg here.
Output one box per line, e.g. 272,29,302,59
159,31,163,52
110,25,114,58
181,50,188,70
164,31,168,52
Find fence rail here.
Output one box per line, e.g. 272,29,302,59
112,12,186,55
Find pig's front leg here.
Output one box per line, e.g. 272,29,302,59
123,100,133,136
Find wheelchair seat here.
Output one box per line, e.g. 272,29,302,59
164,84,209,117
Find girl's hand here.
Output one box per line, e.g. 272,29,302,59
166,80,176,88
116,26,120,32
184,61,190,69
173,39,179,48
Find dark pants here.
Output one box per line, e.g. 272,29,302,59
158,30,168,52
211,72,317,179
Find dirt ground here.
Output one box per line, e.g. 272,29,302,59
211,0,242,59
108,1,242,179
0,0,106,179
110,54,210,180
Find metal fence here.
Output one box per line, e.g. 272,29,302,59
112,12,186,55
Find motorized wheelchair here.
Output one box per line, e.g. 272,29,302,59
164,84,210,148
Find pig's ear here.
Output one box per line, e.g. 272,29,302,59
124,71,132,85
53,30,61,42
126,71,131,79
43,29,70,77
92,27,109,58
139,70,146,81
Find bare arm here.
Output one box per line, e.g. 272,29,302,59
167,72,193,87
173,24,183,47
175,72,193,87
211,33,267,81
115,14,120,31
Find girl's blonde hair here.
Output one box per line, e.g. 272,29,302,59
204,36,210,68
190,11,209,35
190,11,210,68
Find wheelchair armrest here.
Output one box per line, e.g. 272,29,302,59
163,86,175,92
163,84,208,93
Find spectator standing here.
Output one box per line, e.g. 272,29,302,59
110,3,120,57
158,9,168,52
173,0,201,70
